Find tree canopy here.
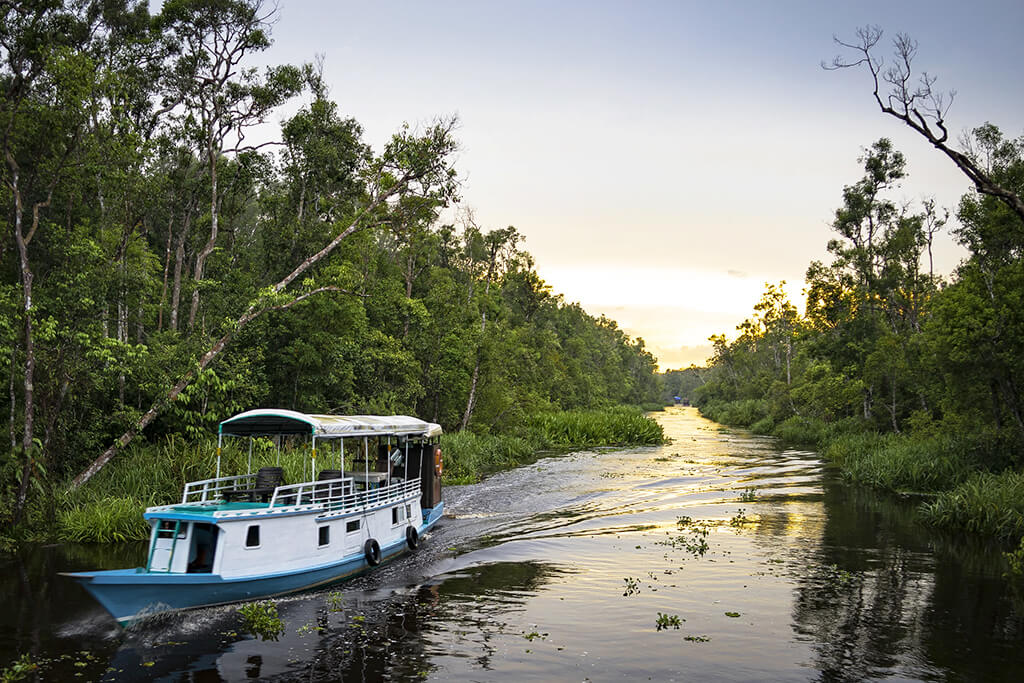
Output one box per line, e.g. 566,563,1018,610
0,1,662,525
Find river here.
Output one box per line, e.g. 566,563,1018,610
2,406,1022,681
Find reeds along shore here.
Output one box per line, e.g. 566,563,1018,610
698,398,1024,546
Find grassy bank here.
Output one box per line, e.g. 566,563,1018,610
443,406,666,484
29,406,664,544
697,398,1024,544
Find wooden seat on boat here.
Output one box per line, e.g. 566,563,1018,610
223,466,285,503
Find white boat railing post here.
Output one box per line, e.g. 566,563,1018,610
312,435,317,480
247,439,253,475
363,436,369,511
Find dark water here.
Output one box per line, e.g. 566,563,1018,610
3,407,1023,681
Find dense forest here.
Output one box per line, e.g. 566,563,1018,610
689,124,1024,541
0,1,662,536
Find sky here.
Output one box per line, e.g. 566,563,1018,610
259,0,1024,369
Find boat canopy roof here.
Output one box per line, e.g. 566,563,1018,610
219,409,442,439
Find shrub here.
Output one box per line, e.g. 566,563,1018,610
772,416,826,446
750,416,775,435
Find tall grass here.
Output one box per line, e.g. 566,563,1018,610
440,431,544,484
443,406,665,484
823,432,979,492
59,496,150,542
919,471,1024,541
54,436,323,543
532,406,664,449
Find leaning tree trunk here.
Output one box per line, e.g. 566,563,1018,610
70,180,410,489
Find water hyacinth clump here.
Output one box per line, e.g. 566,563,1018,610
238,600,285,641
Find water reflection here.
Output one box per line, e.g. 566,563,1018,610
790,477,1024,682
4,408,1024,681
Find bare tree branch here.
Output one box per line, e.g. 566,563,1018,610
826,26,1024,224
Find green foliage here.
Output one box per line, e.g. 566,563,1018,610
687,131,1024,544
919,471,1024,541
698,399,768,427
655,612,682,630
58,496,149,543
0,1,663,537
750,416,775,435
532,407,665,449
237,600,285,641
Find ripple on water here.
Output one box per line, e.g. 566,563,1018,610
9,406,1024,682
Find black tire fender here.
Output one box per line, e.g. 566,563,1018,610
405,526,419,550
364,538,381,566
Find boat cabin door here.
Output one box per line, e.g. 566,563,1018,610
187,523,218,573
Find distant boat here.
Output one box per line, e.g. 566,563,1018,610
66,409,445,625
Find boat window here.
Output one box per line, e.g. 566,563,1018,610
392,506,407,525
346,519,360,533
245,525,260,548
318,525,330,547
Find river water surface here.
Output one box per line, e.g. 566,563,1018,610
3,406,1023,681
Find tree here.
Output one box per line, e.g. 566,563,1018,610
157,0,305,332
70,117,460,488
923,125,1024,431
827,26,1024,224
1,0,106,521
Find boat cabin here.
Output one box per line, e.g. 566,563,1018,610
141,410,444,579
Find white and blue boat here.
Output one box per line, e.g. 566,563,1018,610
67,409,445,625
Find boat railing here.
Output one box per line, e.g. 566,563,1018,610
268,477,420,513
182,474,256,503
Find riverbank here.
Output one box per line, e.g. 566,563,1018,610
6,406,1022,681
697,399,1024,545
6,406,665,546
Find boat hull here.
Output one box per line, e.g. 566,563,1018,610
67,502,444,625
